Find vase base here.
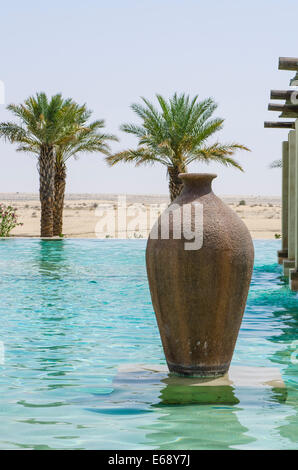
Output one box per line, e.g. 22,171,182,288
167,361,229,378
116,363,286,389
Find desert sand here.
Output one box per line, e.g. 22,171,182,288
0,193,281,239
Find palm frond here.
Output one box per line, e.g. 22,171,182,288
106,148,170,167
186,142,250,170
16,144,39,155
1,93,118,167
0,122,28,142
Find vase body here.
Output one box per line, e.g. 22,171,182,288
146,173,254,377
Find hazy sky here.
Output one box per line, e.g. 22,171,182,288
0,0,297,196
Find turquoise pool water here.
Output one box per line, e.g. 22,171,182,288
0,239,297,450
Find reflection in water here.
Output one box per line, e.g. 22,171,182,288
146,376,250,449
85,368,286,450
266,305,298,447
278,388,298,445
231,386,294,450
147,378,288,449
84,369,252,449
35,239,71,322
142,404,253,450
37,239,67,279
33,240,80,384
157,375,240,405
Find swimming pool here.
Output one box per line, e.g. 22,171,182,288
0,239,297,449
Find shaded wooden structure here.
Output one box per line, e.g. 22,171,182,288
265,57,298,290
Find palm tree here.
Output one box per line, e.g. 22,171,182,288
107,93,250,201
0,93,87,237
53,118,118,236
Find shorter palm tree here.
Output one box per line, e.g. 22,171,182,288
107,93,250,201
53,117,118,236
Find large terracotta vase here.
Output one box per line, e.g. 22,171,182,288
146,173,254,377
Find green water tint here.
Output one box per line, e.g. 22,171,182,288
0,239,297,449
157,384,287,406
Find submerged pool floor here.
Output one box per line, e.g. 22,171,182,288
0,239,297,450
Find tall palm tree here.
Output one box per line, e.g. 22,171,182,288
0,93,87,237
107,93,250,201
53,118,118,236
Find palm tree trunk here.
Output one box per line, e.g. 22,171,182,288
39,145,55,237
168,166,186,202
53,162,66,236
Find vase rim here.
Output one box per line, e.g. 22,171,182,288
178,173,217,181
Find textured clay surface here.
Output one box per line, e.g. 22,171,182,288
146,173,254,377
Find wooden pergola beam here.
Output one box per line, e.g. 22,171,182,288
268,104,298,118
279,57,298,71
270,90,297,100
264,121,295,129
268,103,298,112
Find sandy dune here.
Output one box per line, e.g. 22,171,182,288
0,193,281,240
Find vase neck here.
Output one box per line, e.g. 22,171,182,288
178,173,217,198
